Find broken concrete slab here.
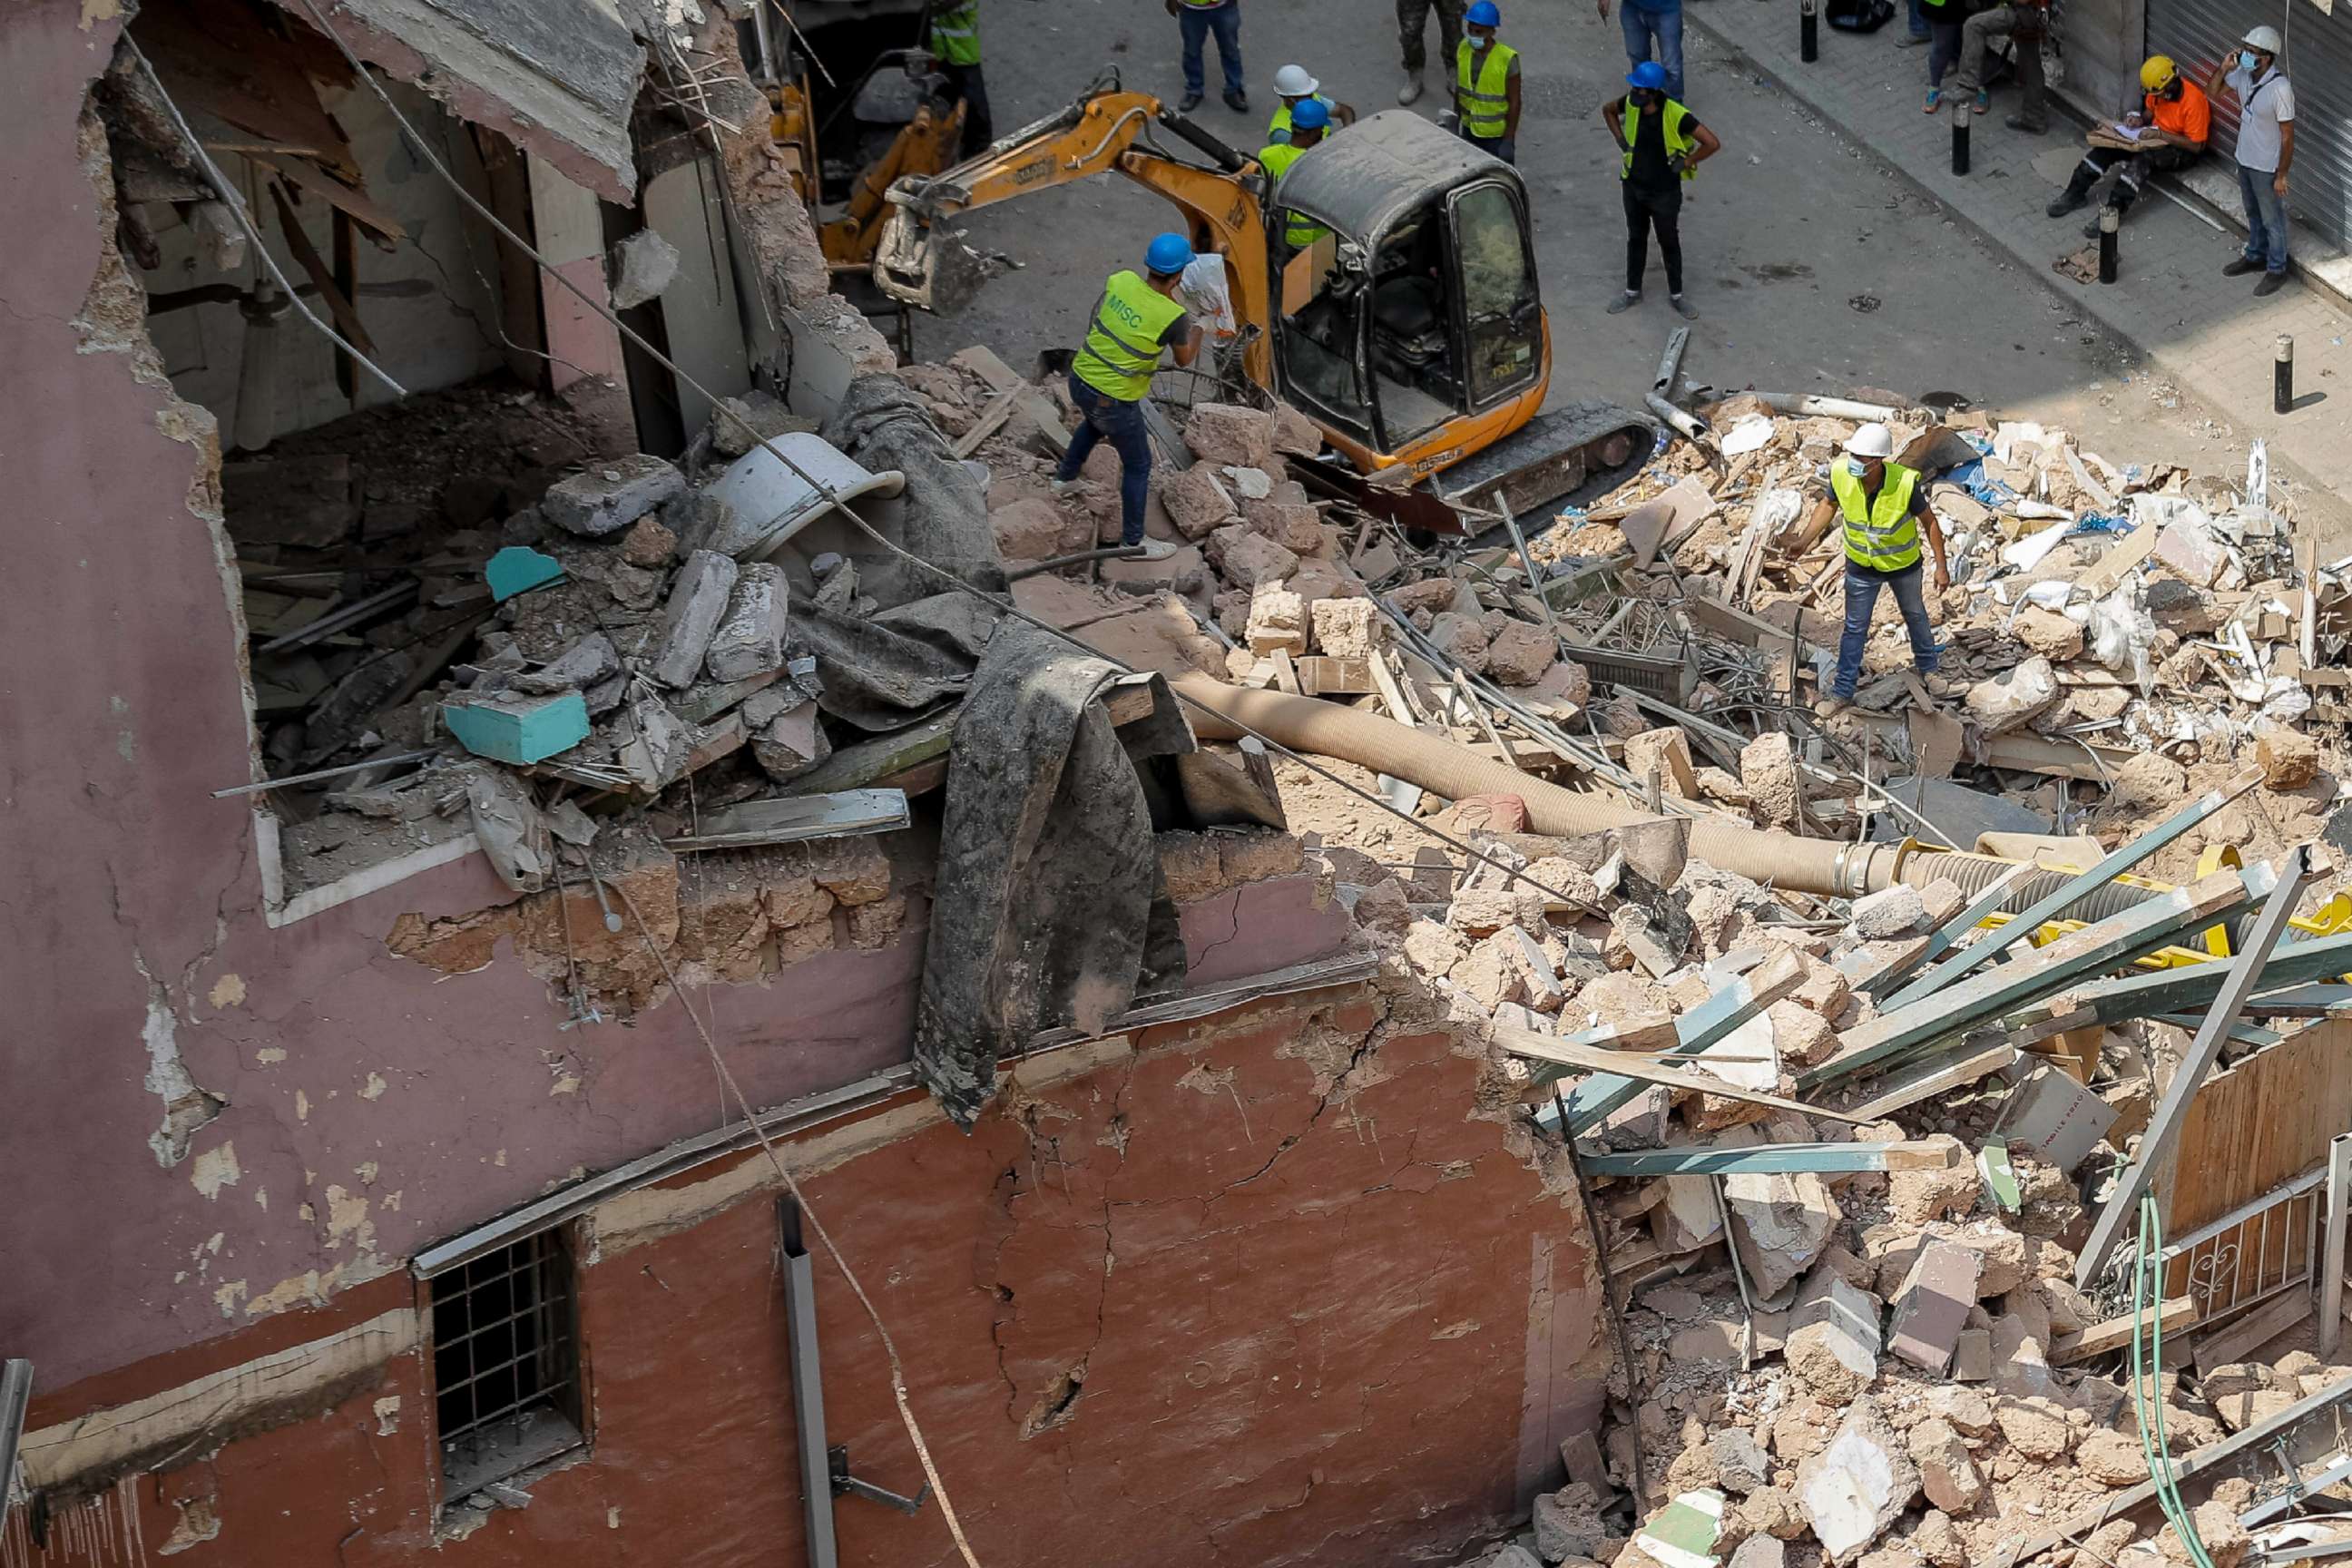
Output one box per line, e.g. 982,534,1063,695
1785,1269,1882,1401
706,564,789,683
1886,1239,1982,1375
1534,1484,1612,1563
1797,1397,1920,1563
1906,1416,1983,1514
543,454,686,537
608,227,681,309
650,549,740,689
1727,1166,1839,1299
750,697,830,783
511,632,618,695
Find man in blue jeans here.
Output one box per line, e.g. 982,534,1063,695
1051,232,1202,563
1802,424,1952,717
1597,0,1682,103
1168,0,1247,114
2210,25,2295,295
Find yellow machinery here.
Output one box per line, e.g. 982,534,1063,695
872,77,1651,531
765,50,969,269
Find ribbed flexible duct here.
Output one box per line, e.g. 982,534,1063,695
1892,848,2166,923
1171,676,1900,897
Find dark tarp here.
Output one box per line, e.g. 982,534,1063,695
913,622,1196,1127
819,375,1007,613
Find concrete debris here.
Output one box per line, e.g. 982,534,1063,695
706,564,790,683
543,454,686,537
1797,1397,1918,1563
651,549,740,689
608,227,681,310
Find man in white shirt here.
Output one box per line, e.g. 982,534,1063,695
2210,24,2296,294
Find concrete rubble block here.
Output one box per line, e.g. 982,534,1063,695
1494,926,1568,1012
1430,611,1490,675
1487,622,1559,687
544,454,686,537
1403,917,1471,977
1450,937,1530,1010
2111,750,2188,810
1888,1134,1977,1223
710,388,818,459
1653,1175,1728,1253
1245,583,1309,655
1989,1305,2063,1402
616,692,696,791
1847,884,1925,940
1911,1510,1967,1568
1710,1430,1772,1495
620,515,677,568
1784,1269,1882,1401
1953,1327,1993,1381
1390,577,1460,616
1796,1398,1920,1563
1184,401,1278,469
1243,495,1324,553
1535,1484,1612,1563
705,564,790,683
1491,1548,1544,1568
2214,1387,2300,1432
464,766,553,893
1925,1384,1994,1436
1206,524,1299,587
1624,728,1700,799
2153,516,2227,587
1728,1168,1840,1300
1767,1000,1838,1069
1886,1239,1983,1374
1729,1537,1785,1568
1916,877,1966,926
1218,830,1304,885
2257,723,2321,789
750,698,830,783
1949,1221,2029,1298
1531,658,1593,710
512,632,619,695
2012,606,2085,661
608,227,681,309
992,497,1067,562
649,549,740,688
1906,1416,1984,1514
1310,596,1382,658
1740,1486,1807,1542
1162,462,1239,539
1965,657,2060,734
1740,731,1802,829
1271,400,1322,456
1993,1395,2075,1460
2075,1427,2150,1486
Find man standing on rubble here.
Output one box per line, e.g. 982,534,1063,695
1050,232,1200,564
1808,424,1952,718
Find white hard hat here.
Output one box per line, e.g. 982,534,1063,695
1844,423,1896,459
1274,63,1319,96
2242,24,2283,53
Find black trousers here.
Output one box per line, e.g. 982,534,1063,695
1622,180,1683,294
939,62,992,160
2062,142,2194,212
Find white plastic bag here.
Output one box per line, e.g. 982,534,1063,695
2083,586,2154,687
1179,254,1237,342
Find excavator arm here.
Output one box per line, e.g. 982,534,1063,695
874,83,1277,387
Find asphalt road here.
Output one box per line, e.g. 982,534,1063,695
900,0,2308,505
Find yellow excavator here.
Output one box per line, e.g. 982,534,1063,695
872,75,1651,531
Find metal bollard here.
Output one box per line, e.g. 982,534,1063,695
1801,0,1819,62
1951,109,1969,175
2277,335,2295,414
2098,205,2119,284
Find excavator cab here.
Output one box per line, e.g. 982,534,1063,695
1265,114,1545,482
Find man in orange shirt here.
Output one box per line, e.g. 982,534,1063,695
2046,55,2209,228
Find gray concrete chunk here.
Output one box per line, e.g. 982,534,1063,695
650,549,740,689
512,632,618,694
544,454,686,537
706,564,791,683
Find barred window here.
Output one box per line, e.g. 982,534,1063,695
430,1230,585,1496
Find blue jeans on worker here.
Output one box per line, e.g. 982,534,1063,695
1621,2,1685,103
1831,560,1940,699
2238,162,2290,276
1060,373,1153,546
1180,1,1244,99
1907,0,1931,39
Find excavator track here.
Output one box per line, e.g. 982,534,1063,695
1425,398,1656,537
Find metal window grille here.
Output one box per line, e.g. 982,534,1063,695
431,1230,583,1496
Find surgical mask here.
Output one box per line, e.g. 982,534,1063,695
2239,50,2260,70
1844,456,1872,477
1468,33,1490,48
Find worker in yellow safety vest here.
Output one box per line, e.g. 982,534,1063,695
1269,64,1351,143
1801,424,1953,717
1050,232,1204,563
1601,62,1719,319
1454,0,1521,164
1258,98,1334,250
926,0,991,159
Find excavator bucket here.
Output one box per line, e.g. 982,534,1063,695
874,206,986,315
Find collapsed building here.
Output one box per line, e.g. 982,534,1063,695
8,3,2352,1568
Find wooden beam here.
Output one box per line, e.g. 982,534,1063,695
2050,1296,2199,1364
1499,1022,1872,1127
1846,1042,2019,1122
1573,1141,1960,1177
2195,1290,2313,1373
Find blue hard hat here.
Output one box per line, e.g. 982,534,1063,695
1627,61,1668,90
1145,231,1195,275
1465,0,1501,25
1291,97,1331,131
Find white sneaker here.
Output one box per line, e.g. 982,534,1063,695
1049,476,1085,499
1131,538,1181,561
1398,70,1425,105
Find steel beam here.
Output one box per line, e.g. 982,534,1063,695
2323,1133,2352,1360
0,1359,28,1529
779,1200,839,1568
2074,846,2315,1289
1575,1141,1960,1177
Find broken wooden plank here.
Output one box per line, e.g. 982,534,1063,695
662,789,910,852
950,384,1021,458
1500,1025,1873,1125
1845,1042,2019,1122
247,150,406,242
268,179,373,354
1574,1141,1959,1177
2073,845,2316,1289
2073,522,2161,597
2194,1289,2312,1373
1884,767,2265,1009
952,345,1069,456
2051,1296,2199,1364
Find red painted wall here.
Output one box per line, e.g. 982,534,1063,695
9,984,1606,1568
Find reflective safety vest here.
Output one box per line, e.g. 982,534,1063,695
1831,460,1924,572
1455,41,1518,139
1268,93,1336,145
1073,270,1186,402
929,0,980,65
1258,143,1330,250
1621,97,1698,181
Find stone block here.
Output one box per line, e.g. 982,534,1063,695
1450,936,1529,1011
1531,658,1593,710
2013,606,2084,661
650,549,740,688
751,698,830,783
2076,1427,2149,1486
1796,1398,1919,1563
1162,463,1239,539
706,564,789,683
1741,732,1802,828
1184,401,1278,468
1784,1270,1881,1401
1994,1396,2074,1460
1711,1430,1771,1494
992,497,1067,561
1906,1416,1983,1514
2257,724,2320,789
1271,400,1323,456
2153,517,2226,586
1886,1240,1982,1374
1310,596,1381,658
1246,583,1308,655
1430,611,1490,674
1728,1170,1839,1299
544,454,685,537
1888,1135,1976,1223
1534,1485,1612,1563
1488,622,1559,686
1965,657,2059,734
620,515,677,568
1207,524,1299,587
608,227,680,309
1244,496,1324,552
2111,750,2187,810
1624,728,1700,799
1848,884,1925,939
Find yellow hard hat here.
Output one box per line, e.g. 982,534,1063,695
2141,54,2178,91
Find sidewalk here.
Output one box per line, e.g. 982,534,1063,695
1680,0,2352,539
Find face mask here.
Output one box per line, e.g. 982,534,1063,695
2239,50,2260,70
1468,33,1490,48
1844,456,1872,477
2163,82,2182,100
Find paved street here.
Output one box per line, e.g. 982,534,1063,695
905,0,2348,533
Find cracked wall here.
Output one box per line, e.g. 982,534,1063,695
5,969,1607,1568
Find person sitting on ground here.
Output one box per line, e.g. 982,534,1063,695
2046,54,2209,230
1808,424,1953,719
